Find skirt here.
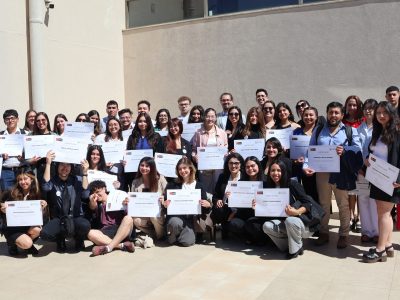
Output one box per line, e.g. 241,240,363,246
370,184,400,204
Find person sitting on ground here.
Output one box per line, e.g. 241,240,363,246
87,180,135,256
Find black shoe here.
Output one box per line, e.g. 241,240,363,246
74,239,85,252
350,219,356,232
27,245,39,255
286,247,304,259
8,245,18,256
195,233,205,244
362,248,387,263
57,238,66,253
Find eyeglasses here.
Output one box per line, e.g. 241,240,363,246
229,112,239,117
263,107,274,112
363,106,374,111
296,102,308,109
36,119,46,123
4,116,17,122
228,161,240,166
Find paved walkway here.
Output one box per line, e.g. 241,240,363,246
1,210,399,299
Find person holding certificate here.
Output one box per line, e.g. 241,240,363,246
191,108,228,194
86,180,135,256
303,102,362,249
163,157,211,247
0,169,47,256
362,101,400,263
130,157,167,240
225,106,245,151
162,118,192,162
259,160,316,259
29,112,57,184
94,117,125,188
23,109,37,134
292,107,319,204
1,109,28,191
228,156,266,245
53,114,68,136
357,99,379,243
241,107,266,139
40,151,91,252
261,137,292,177
211,152,245,239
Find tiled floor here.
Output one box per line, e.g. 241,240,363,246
0,209,399,299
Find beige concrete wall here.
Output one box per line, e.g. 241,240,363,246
0,1,30,131
0,0,125,131
123,0,400,119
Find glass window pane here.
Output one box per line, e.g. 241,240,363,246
207,0,299,16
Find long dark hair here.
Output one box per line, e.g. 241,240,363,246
88,110,101,135
344,95,363,121
105,117,123,141
188,105,204,123
24,109,37,131
135,157,160,192
155,108,171,129
222,152,245,179
225,106,245,134
53,113,68,135
370,101,399,146
242,156,263,181
275,102,295,126
165,118,183,153
86,145,107,171
266,160,289,188
129,112,158,148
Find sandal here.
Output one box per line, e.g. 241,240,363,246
385,245,395,258
362,248,387,263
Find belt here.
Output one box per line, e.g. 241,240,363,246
2,166,24,171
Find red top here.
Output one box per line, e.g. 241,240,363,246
343,117,365,128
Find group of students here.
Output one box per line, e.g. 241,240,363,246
1,85,399,263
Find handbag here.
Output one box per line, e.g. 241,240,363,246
292,195,325,232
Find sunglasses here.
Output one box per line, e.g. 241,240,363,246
296,102,308,109
229,112,239,117
263,107,274,112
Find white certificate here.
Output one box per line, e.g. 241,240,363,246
53,136,88,164
355,177,370,197
101,141,126,164
308,145,340,173
106,190,128,212
290,135,311,159
227,181,263,208
166,189,201,215
24,135,55,158
254,189,289,217
122,129,133,141
124,149,153,172
234,138,265,160
266,128,292,149
182,123,202,141
365,154,400,196
87,170,118,191
154,152,181,178
197,146,227,170
63,122,94,142
6,200,43,226
0,135,25,156
127,192,161,217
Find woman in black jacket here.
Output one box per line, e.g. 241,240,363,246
211,152,245,239
163,157,211,246
258,160,313,259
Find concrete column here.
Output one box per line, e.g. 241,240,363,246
28,0,46,112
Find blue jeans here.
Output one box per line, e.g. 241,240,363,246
0,169,16,191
